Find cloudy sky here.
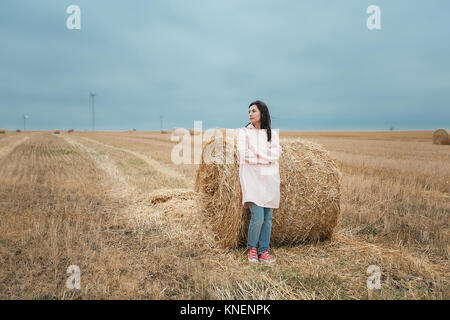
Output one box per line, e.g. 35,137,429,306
1,0,449,130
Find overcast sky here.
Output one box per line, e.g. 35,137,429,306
1,0,449,130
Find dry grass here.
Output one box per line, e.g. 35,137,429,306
71,131,196,185
0,130,448,300
0,135,30,160
291,133,450,262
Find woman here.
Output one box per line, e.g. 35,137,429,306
237,100,282,264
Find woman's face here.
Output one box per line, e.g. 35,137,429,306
249,105,261,126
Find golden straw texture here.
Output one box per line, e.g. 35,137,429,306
195,136,342,249
432,129,449,145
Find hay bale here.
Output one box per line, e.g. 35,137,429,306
161,129,169,134
16,129,21,133
68,129,74,133
190,129,202,136
0,129,5,134
172,128,188,138
213,127,226,136
202,128,226,143
195,137,342,249
147,188,197,204
53,129,60,134
432,129,449,145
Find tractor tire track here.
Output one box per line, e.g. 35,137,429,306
0,136,30,160
79,136,190,188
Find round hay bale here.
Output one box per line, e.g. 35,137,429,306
195,137,342,249
68,129,74,133
172,128,188,138
53,129,60,134
432,129,449,145
213,127,226,136
161,129,169,134
201,128,232,144
190,129,202,136
16,129,21,133
0,129,6,134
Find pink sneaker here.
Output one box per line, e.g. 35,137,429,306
248,247,258,263
259,250,275,264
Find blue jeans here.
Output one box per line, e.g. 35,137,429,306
246,203,273,255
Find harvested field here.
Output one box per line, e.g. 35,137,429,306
0,130,448,300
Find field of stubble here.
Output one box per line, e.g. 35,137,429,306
0,130,448,300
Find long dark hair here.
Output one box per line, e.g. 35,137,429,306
246,100,272,142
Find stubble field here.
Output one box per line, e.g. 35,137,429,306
0,130,448,299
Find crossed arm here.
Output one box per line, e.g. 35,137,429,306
238,129,282,165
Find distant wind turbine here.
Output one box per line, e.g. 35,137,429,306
89,92,96,131
23,114,29,131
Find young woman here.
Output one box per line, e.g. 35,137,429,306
237,100,282,264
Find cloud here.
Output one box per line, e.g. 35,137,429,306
0,0,449,130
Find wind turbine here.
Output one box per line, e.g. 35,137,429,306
23,114,29,131
89,91,96,131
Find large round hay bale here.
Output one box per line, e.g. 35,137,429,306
161,129,169,134
432,129,449,145
195,137,342,249
0,129,6,134
213,127,226,137
16,129,21,133
201,128,230,144
68,129,74,133
53,129,60,134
